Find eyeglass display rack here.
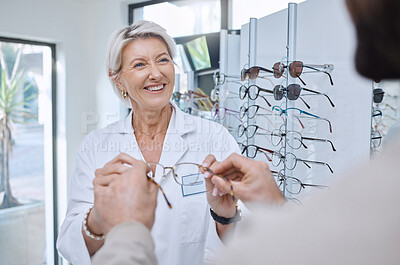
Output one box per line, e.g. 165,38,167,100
235,3,335,200
370,80,400,156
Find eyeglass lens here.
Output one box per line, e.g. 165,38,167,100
173,163,203,186
272,61,303,79
373,88,385,103
271,130,303,149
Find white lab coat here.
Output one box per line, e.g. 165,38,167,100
56,102,239,265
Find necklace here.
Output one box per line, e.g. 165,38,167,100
134,127,168,140
132,104,173,140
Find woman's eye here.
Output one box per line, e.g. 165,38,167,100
159,58,169,63
134,63,144,68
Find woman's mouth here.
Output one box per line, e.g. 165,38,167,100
144,84,165,92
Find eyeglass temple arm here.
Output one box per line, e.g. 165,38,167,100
257,66,274,74
224,112,243,123
385,103,397,111
299,96,311,109
256,86,274,107
295,74,307,86
279,132,308,149
259,87,273,94
303,65,334,86
301,137,337,151
259,105,273,114
300,111,333,133
257,114,275,127
302,88,335,107
257,126,272,135
302,183,329,189
258,149,272,162
259,95,272,107
147,177,172,209
294,116,305,129
297,159,334,173
323,118,333,133
221,73,241,79
301,109,320,119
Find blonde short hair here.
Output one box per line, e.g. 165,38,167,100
106,20,176,106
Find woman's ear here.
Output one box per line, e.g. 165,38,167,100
112,75,125,91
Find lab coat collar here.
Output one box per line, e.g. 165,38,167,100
118,101,195,136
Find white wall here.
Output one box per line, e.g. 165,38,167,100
0,0,127,242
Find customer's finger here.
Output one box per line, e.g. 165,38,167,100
97,163,129,176
218,170,244,182
213,153,251,174
93,174,119,187
124,166,148,188
211,176,246,200
103,152,139,168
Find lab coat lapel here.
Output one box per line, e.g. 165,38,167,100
159,102,194,168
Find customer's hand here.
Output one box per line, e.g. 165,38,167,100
91,153,158,234
206,153,286,206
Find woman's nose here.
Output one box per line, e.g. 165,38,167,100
149,64,162,80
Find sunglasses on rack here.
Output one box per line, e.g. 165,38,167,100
241,66,274,81
373,88,385,104
273,84,335,108
273,61,334,86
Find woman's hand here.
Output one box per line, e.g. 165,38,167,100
202,155,237,219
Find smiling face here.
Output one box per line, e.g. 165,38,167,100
115,37,175,112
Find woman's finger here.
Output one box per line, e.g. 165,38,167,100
202,154,217,169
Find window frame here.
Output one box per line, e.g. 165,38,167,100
0,36,59,265
128,0,230,31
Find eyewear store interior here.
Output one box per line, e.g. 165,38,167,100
0,0,399,264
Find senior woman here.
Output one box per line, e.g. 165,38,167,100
56,20,239,265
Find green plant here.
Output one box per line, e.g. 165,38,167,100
0,43,36,209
